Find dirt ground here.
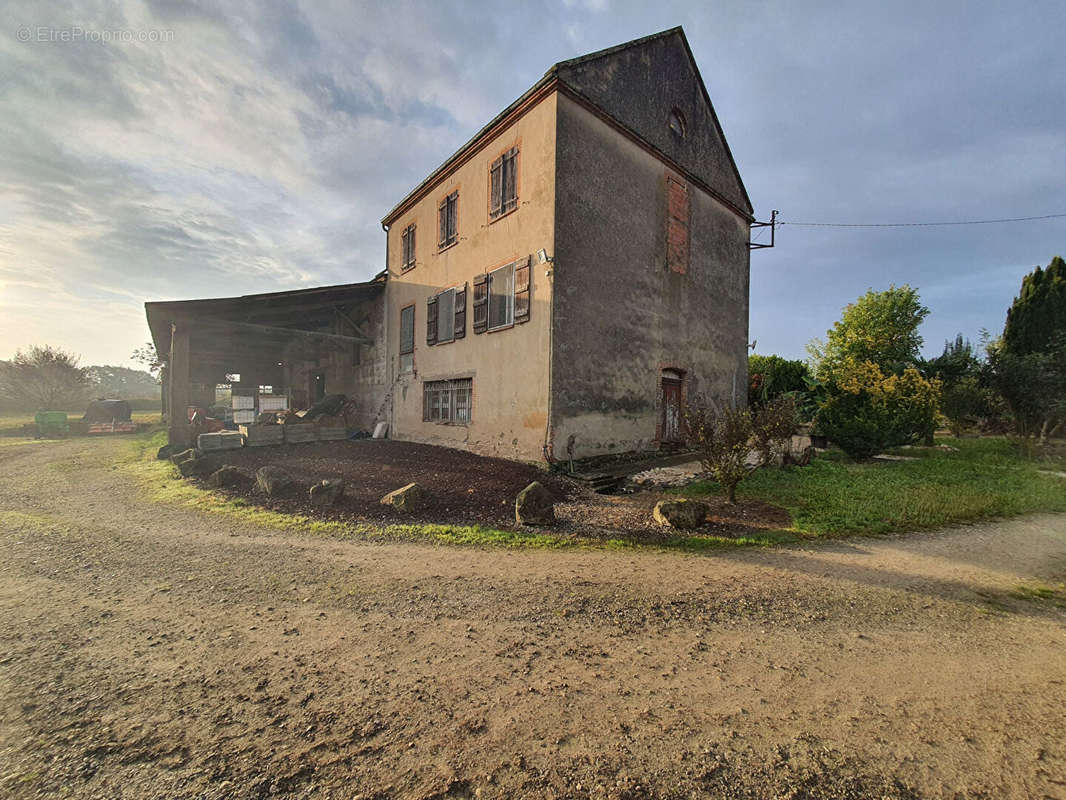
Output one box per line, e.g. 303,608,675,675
1,438,1065,799
192,440,785,541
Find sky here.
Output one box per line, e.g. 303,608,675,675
1,0,1064,368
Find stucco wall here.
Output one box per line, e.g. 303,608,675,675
551,94,750,460
384,93,557,461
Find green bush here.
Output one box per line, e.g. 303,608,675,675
748,355,808,407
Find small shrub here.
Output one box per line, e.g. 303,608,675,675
816,360,940,460
684,396,797,503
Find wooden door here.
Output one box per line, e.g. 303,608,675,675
661,376,683,443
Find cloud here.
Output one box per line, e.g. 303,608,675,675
0,0,1063,368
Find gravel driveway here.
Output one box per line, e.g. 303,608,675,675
1,437,1064,799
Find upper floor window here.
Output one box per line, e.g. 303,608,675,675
401,224,416,271
489,147,519,219
438,191,458,249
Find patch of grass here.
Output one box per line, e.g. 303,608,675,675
0,411,161,436
1009,581,1066,607
675,437,1066,537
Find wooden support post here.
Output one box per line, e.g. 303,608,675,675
167,323,194,450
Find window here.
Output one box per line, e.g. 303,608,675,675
438,191,458,249
425,284,466,345
399,304,415,372
669,108,686,139
437,288,455,343
423,378,472,424
487,263,513,330
401,224,416,271
489,147,519,219
472,256,530,334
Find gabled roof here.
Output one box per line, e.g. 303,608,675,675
382,26,753,225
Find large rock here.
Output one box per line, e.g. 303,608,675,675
177,456,210,477
170,448,199,465
380,482,429,513
653,499,709,530
515,481,555,526
156,444,172,461
785,435,814,467
256,466,292,496
208,465,252,489
309,478,345,506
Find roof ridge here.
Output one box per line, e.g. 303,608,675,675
547,26,683,75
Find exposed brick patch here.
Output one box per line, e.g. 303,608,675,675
666,173,689,275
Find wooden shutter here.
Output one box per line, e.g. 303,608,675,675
426,295,438,345
503,149,518,213
408,225,416,268
438,199,447,248
472,273,488,334
489,157,502,219
454,283,467,339
514,256,531,324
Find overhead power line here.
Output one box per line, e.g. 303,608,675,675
776,213,1066,228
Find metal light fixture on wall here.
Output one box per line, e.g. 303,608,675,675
537,248,554,277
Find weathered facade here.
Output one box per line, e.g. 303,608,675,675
147,26,754,462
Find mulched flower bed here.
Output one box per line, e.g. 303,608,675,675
193,439,792,541
194,439,578,529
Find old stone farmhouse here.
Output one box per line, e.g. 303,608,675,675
146,26,754,462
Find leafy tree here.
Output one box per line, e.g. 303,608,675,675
1003,256,1066,357
748,354,809,406
684,395,797,503
816,360,941,459
985,331,1066,442
131,341,164,378
925,334,980,387
813,285,929,380
0,346,91,410
940,375,984,437
86,365,160,398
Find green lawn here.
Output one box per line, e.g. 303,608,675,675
0,411,162,435
675,438,1066,537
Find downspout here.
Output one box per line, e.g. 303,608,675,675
543,261,555,465
381,221,392,436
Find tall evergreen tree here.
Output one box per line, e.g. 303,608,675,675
1003,256,1066,356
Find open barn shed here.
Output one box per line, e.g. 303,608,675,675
145,275,387,449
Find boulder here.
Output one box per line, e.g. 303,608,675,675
208,465,252,489
309,478,345,506
156,444,172,461
170,448,199,465
515,481,555,526
380,482,429,513
653,499,709,529
177,456,210,477
256,466,292,496
786,435,814,467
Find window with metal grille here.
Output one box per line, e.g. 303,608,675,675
489,148,518,219
438,191,458,249
401,224,416,270
423,378,472,424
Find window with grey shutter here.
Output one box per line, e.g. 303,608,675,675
399,305,415,355
514,256,530,324
489,149,518,220
489,157,502,218
438,192,458,248
472,274,488,334
426,295,438,345
454,284,467,339
401,224,416,270
487,262,514,330
436,288,455,343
